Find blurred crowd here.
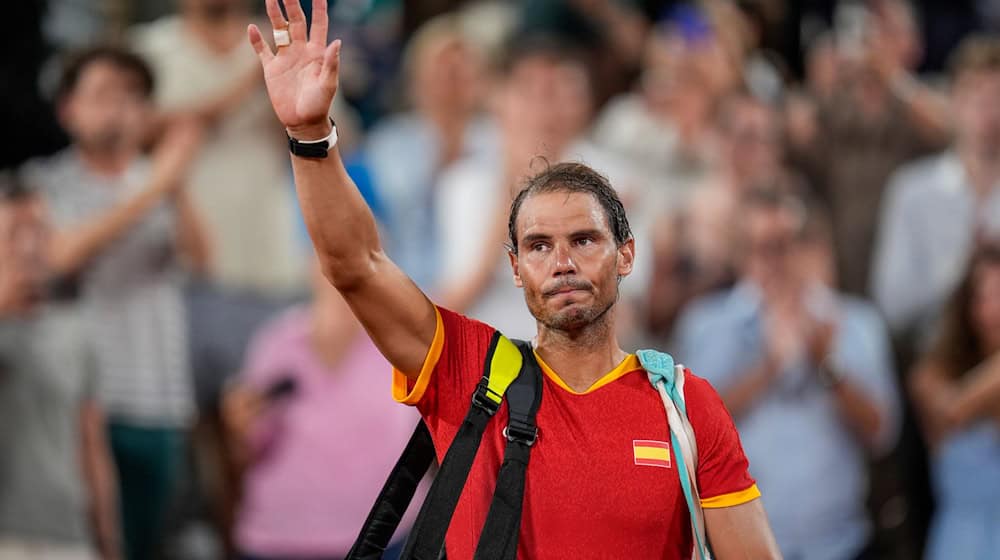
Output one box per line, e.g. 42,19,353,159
2,0,1000,559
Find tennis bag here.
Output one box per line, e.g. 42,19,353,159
347,333,710,560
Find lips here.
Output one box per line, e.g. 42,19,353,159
543,282,592,298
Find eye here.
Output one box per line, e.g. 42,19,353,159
530,241,551,252
575,236,594,247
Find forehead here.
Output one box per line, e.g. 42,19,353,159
515,191,609,240
74,60,144,96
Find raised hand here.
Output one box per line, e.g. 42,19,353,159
247,0,340,139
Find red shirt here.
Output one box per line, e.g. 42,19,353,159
393,307,759,559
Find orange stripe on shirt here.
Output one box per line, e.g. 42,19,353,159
392,307,445,405
700,483,762,509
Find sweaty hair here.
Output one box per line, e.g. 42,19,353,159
57,45,155,102
507,162,632,255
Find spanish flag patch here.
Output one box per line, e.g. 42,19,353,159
633,440,671,468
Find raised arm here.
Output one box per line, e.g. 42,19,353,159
247,0,435,376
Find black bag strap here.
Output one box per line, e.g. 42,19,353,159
347,331,532,560
400,331,519,560
347,421,438,559
472,339,543,560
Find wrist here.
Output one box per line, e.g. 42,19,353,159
287,120,333,142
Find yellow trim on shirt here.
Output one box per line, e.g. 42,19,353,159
392,307,445,406
700,484,762,509
535,353,641,395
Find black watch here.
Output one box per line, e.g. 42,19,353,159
287,118,336,159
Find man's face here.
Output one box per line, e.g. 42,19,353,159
724,101,781,184
497,55,592,156
60,61,151,154
741,205,801,295
509,191,634,332
411,37,482,119
954,70,1000,158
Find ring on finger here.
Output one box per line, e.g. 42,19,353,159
273,26,291,48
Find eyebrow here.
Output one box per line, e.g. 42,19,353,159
520,228,606,245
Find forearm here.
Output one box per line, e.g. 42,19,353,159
50,178,172,275
80,404,121,560
829,376,884,449
290,146,382,288
173,189,212,275
952,358,1000,425
721,360,778,419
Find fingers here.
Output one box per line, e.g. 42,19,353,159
309,0,329,48
247,24,274,64
284,0,308,43
264,0,286,31
318,39,341,94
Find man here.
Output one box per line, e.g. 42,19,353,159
246,1,780,557
131,0,306,297
786,0,949,296
435,35,637,340
872,35,1000,341
675,191,900,560
21,46,208,560
0,177,120,560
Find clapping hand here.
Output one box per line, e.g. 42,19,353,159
247,0,340,141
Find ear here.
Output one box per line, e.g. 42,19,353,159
617,238,635,278
508,249,523,288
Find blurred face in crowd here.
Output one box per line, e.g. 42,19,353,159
59,60,152,155
806,37,839,97
183,0,247,19
953,69,1000,158
497,54,593,157
971,259,1000,355
720,98,782,186
410,35,483,123
510,191,633,333
740,203,803,297
0,195,51,312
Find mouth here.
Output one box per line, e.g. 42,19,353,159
543,286,591,298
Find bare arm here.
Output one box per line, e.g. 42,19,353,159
49,121,202,276
826,374,885,449
248,0,434,376
173,187,212,275
718,359,779,420
705,499,782,560
80,402,121,560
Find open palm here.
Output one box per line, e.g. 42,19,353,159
248,0,340,135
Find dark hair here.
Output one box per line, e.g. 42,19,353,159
57,45,155,101
507,161,632,255
926,242,1000,379
495,32,591,86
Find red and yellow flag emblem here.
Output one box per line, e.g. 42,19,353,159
633,440,671,468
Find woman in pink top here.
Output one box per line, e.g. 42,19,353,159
223,266,422,560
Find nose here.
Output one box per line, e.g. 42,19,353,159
552,242,577,277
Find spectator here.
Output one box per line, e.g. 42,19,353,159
21,46,209,560
0,176,120,560
435,35,638,340
872,35,1000,341
131,0,307,297
787,0,950,296
222,262,422,560
675,190,900,560
361,12,493,293
909,243,1000,560
644,93,800,338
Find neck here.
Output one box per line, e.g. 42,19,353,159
77,147,133,177
958,145,1000,196
534,305,627,393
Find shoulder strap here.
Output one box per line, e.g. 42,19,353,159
400,332,523,560
473,339,543,560
637,349,712,560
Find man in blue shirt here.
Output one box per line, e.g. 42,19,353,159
675,190,901,560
